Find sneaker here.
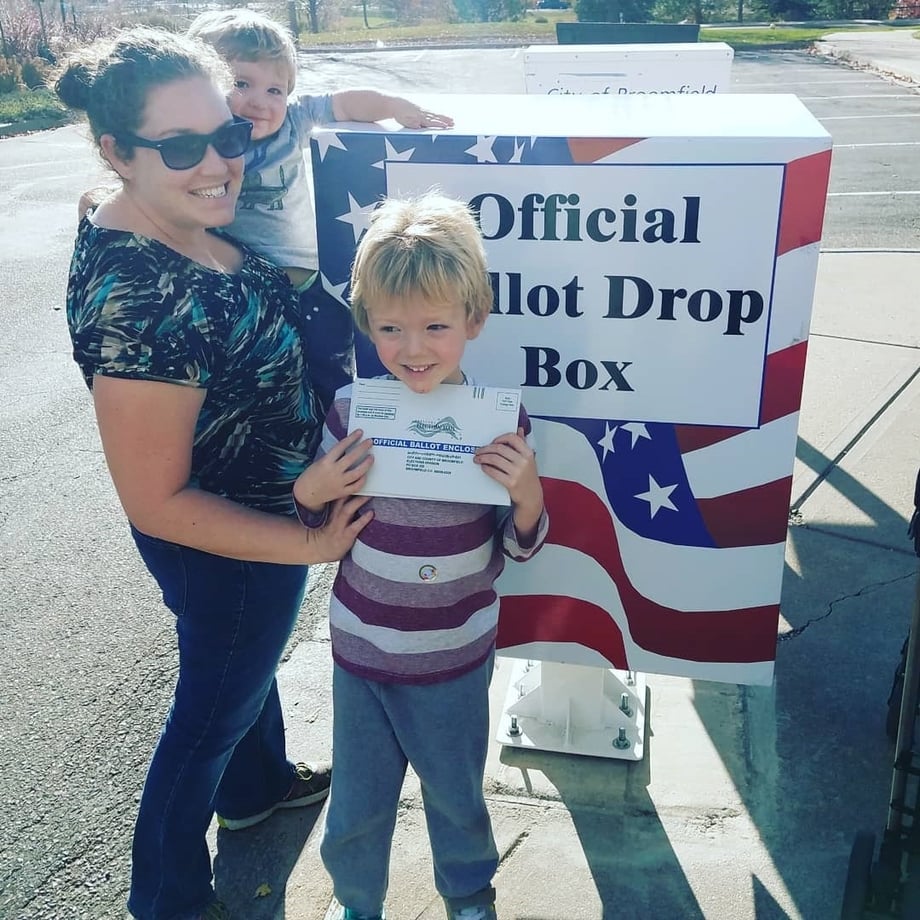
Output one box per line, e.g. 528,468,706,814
446,904,497,920
323,897,385,920
216,761,331,831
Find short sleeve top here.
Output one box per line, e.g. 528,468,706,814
66,217,321,514
228,92,335,269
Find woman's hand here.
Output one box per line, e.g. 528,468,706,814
78,185,117,220
293,429,374,513
306,495,374,562
92,375,368,564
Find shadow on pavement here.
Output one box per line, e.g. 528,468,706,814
213,805,324,919
498,717,705,919
691,432,918,919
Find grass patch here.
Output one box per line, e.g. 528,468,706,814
300,11,574,46
0,87,69,125
297,18,901,50
702,24,898,46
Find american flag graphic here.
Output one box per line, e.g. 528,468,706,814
311,123,831,686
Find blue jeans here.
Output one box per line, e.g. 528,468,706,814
320,654,498,917
297,280,354,417
126,526,309,920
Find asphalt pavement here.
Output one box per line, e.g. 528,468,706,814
1,31,919,920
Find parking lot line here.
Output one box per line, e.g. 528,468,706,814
799,93,920,99
828,190,920,196
834,141,920,148
821,113,920,120
737,79,882,87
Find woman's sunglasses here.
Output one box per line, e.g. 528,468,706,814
115,116,253,171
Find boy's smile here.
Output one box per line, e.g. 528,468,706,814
366,293,485,394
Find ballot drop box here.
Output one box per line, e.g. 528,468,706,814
523,41,734,96
311,94,831,758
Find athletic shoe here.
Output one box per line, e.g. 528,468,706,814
323,896,385,920
216,761,331,831
446,902,497,919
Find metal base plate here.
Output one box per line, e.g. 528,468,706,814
495,658,647,760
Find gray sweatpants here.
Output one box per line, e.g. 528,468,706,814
320,654,499,917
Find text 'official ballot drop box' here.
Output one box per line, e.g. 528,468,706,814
311,94,831,755
523,42,734,96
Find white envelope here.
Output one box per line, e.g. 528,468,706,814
347,378,522,505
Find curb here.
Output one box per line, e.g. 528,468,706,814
812,41,920,85
0,113,73,139
295,38,818,55
297,38,547,54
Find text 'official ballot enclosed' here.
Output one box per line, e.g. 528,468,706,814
347,378,521,505
311,93,832,686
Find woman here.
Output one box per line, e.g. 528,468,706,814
54,28,372,920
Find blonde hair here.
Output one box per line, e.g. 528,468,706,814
350,192,494,335
187,8,297,95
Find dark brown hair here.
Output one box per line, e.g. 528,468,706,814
54,27,231,160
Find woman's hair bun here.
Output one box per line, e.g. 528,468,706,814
54,60,95,112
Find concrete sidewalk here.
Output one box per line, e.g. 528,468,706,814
209,34,920,920
815,28,920,84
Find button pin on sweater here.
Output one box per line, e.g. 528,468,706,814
419,564,437,582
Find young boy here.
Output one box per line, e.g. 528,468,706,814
187,9,453,413
292,192,549,920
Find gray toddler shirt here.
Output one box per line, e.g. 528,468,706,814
228,92,335,271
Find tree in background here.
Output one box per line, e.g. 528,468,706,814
293,0,342,33
651,0,736,21
891,0,920,16
747,0,813,17
817,0,895,15
452,0,526,21
376,0,423,23
649,0,897,20
0,0,118,87
747,0,895,16
575,0,655,20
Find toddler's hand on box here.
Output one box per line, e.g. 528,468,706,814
391,100,454,130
